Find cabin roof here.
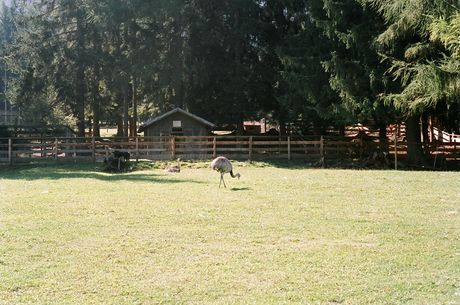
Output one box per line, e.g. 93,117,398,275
139,107,215,132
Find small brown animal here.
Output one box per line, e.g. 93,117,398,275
164,158,181,173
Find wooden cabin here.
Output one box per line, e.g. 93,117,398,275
139,107,215,137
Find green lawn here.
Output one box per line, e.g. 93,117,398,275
0,162,459,305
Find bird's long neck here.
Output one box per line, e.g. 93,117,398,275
230,170,238,178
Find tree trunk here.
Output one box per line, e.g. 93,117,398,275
378,121,388,153
91,28,102,138
123,86,129,137
75,9,86,137
90,67,101,138
279,117,287,136
236,120,245,135
131,77,137,137
276,102,288,136
172,14,185,109
129,117,136,137
233,8,245,134
421,114,429,144
116,115,123,137
92,94,101,138
406,115,426,165
75,76,85,136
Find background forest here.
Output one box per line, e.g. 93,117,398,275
1,0,459,164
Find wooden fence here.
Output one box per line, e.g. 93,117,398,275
0,136,459,165
431,127,460,143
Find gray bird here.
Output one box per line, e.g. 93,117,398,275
211,156,240,188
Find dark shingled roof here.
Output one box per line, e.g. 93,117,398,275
139,107,215,132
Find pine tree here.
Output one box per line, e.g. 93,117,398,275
0,1,15,119
368,0,460,164
266,0,345,135
319,0,396,144
428,10,460,133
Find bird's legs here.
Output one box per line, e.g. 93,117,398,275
219,173,227,188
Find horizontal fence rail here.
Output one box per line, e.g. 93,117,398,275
0,136,459,165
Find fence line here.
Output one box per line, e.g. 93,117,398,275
432,127,460,143
0,135,459,165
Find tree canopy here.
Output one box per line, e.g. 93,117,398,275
1,0,459,162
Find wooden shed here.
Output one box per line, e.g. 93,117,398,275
139,107,215,137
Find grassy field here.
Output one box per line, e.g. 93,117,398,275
0,161,459,305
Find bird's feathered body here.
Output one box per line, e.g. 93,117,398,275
211,156,240,188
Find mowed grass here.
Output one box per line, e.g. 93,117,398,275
0,162,459,305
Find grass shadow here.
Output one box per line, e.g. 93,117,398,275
0,162,204,184
230,187,251,191
243,158,460,171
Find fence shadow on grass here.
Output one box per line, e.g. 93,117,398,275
248,158,460,171
0,162,204,184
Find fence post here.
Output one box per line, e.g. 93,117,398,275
433,142,438,168
73,137,76,159
287,136,291,160
8,138,12,165
41,137,45,158
394,125,399,170
135,136,139,162
171,136,176,159
54,138,58,161
213,137,217,158
249,136,253,160
320,136,324,159
92,137,96,163
454,141,457,161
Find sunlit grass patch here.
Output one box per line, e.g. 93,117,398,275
0,163,459,304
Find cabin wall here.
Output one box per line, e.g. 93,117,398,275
144,112,211,137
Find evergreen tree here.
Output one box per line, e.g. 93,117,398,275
319,0,396,143
0,1,15,117
7,0,457,152
265,0,345,135
6,1,93,133
369,0,460,164
428,10,460,133
185,0,277,132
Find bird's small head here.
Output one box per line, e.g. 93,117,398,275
236,173,241,180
